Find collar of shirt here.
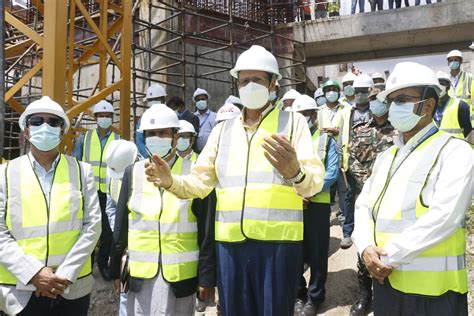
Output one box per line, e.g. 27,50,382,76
240,103,275,131
194,109,210,118
96,128,112,140
450,71,461,86
28,151,61,174
393,122,435,151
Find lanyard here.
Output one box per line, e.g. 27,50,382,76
452,72,462,89
199,112,210,129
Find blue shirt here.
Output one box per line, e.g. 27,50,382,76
194,110,217,152
72,129,112,160
135,118,149,158
321,136,339,192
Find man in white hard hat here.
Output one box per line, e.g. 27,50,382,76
167,97,200,137
446,49,472,105
224,95,244,110
0,96,101,315
281,88,301,110
435,71,472,141
339,73,374,250
314,88,326,108
371,72,386,91
340,72,358,108
193,88,217,153
353,62,472,315
144,45,324,315
104,139,138,316
292,95,339,316
347,87,396,316
73,100,119,280
109,104,215,315
216,103,241,123
136,84,168,158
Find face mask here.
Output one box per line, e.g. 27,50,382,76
304,116,314,130
146,136,173,158
29,123,61,152
439,86,448,98
343,85,355,97
325,91,339,103
316,96,326,107
196,100,208,111
449,61,460,70
369,100,389,117
269,91,277,102
388,101,424,132
176,137,191,152
355,93,369,105
97,117,112,129
239,82,270,110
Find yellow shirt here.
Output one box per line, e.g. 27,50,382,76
168,105,325,199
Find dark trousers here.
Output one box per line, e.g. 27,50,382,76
18,294,90,316
373,280,467,316
389,0,409,8
217,240,302,316
342,171,356,237
370,0,384,11
336,173,347,217
298,202,330,304
97,190,112,271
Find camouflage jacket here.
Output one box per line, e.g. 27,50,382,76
348,118,397,193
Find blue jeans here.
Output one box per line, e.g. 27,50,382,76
351,0,365,14
217,241,302,316
342,171,356,238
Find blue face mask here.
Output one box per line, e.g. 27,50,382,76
343,85,355,97
29,123,61,152
196,100,208,111
388,101,424,132
316,96,326,107
369,99,389,117
325,91,339,103
97,117,112,129
449,61,460,70
145,136,173,158
176,137,191,152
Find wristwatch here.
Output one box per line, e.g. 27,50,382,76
284,168,306,185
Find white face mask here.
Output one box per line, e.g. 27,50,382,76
239,82,270,110
196,100,208,111
388,101,425,132
269,91,277,102
343,85,355,97
29,123,61,152
97,117,112,129
325,91,339,103
145,136,173,158
176,137,191,152
316,96,326,107
304,115,314,130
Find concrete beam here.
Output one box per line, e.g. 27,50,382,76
290,0,474,66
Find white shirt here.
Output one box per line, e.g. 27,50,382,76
353,124,473,268
450,71,461,89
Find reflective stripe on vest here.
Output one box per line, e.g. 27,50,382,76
439,97,464,139
449,71,472,105
368,131,467,296
83,130,119,192
0,155,91,285
338,107,352,171
127,158,198,281
215,108,303,242
310,130,330,204
109,177,122,205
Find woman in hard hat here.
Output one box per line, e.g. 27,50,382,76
109,104,215,315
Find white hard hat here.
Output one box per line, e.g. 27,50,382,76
314,88,324,99
284,107,292,112
446,50,463,59
281,89,301,101
225,95,243,106
216,103,241,122
19,96,70,132
178,120,197,135
105,140,138,178
292,95,318,112
139,104,180,131
378,62,443,101
436,71,450,82
353,73,374,89
342,72,357,83
371,72,385,81
145,84,167,100
193,88,210,101
92,100,114,114
230,45,282,80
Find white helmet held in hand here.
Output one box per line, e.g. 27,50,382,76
230,45,282,80
139,104,180,131
93,100,114,114
105,140,138,178
216,103,241,122
19,96,70,132
292,95,318,112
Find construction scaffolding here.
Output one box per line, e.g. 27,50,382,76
2,0,307,160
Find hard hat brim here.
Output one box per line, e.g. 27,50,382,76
230,67,282,80
377,83,443,101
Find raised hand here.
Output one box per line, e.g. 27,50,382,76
145,154,173,189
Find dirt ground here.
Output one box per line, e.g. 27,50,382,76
89,205,474,316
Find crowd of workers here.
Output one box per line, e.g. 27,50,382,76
0,44,472,316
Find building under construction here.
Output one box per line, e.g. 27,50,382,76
1,0,310,160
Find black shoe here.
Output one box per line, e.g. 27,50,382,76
350,297,371,316
294,298,306,315
302,301,319,316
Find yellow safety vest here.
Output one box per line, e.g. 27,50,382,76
448,71,472,105
109,177,123,205
0,155,91,284
82,129,119,193
127,157,198,282
338,107,353,171
310,130,330,204
368,131,467,296
328,0,340,13
215,108,303,242
439,97,464,139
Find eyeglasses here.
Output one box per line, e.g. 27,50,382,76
386,94,422,105
27,116,64,128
